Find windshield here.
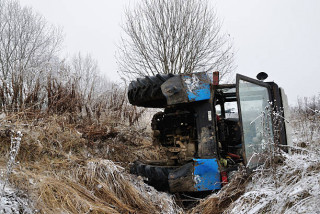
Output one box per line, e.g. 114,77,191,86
238,80,273,169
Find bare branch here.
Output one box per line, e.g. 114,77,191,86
117,0,235,81
0,0,63,111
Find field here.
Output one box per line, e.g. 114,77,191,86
0,98,319,214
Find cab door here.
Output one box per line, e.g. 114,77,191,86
236,74,274,169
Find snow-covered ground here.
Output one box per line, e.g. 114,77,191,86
0,130,33,213
0,180,34,213
226,150,320,214
225,109,320,214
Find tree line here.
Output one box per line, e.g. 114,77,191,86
0,0,142,125
0,0,234,124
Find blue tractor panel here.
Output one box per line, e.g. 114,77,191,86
182,73,211,102
194,159,221,191
168,159,221,192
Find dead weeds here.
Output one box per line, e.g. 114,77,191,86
0,113,178,214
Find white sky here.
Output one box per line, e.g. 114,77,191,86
20,0,320,105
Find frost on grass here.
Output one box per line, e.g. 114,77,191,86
0,181,34,214
226,149,320,214
224,104,320,214
1,130,22,192
0,130,34,213
84,160,182,214
0,115,180,213
31,159,182,214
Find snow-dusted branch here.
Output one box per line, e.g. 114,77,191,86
1,130,22,194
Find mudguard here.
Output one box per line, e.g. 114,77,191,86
161,72,211,105
168,159,221,192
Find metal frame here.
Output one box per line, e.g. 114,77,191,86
236,74,273,168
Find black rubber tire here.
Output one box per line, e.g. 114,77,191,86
128,74,174,108
130,161,175,191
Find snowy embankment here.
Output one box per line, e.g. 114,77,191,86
226,150,320,213
226,110,320,214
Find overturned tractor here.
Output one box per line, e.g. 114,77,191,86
128,72,291,192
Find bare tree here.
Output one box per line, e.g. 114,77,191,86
0,0,62,111
71,53,99,103
117,0,234,80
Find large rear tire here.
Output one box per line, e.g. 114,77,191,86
130,161,175,191
128,74,174,108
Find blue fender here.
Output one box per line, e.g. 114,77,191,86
193,158,221,191
168,158,221,192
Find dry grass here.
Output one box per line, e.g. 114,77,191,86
0,113,160,165
10,160,178,214
0,113,179,214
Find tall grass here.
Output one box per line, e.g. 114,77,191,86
0,109,178,213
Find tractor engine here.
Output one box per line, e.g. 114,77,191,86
151,108,197,165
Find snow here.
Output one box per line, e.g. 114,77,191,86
0,181,34,214
129,173,183,214
224,104,320,214
0,129,34,213
185,75,200,92
227,145,320,214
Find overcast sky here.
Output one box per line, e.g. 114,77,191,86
21,0,320,105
